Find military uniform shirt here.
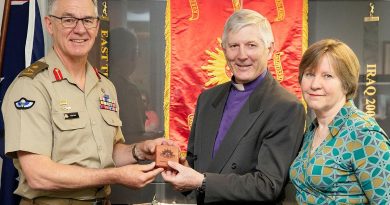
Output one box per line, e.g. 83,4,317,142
289,100,390,204
2,49,125,200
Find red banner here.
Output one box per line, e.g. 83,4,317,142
165,0,308,151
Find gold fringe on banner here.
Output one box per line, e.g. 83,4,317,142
301,0,309,117
302,0,308,54
164,0,172,140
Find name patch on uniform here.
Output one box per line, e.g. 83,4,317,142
14,98,35,110
64,112,79,120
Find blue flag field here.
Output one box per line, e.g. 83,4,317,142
0,0,44,204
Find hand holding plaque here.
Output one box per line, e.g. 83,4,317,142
155,145,180,169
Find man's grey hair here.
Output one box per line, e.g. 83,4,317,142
48,0,98,16
221,9,274,48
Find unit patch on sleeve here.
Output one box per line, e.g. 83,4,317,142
14,97,35,110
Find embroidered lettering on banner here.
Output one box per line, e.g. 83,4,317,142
364,64,377,117
99,1,109,77
274,0,285,22
100,29,109,76
273,52,284,82
189,0,199,21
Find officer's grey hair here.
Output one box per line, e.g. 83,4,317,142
221,9,274,48
48,0,98,16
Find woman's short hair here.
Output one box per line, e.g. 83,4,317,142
221,9,274,48
299,39,360,99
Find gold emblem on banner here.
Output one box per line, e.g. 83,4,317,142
273,52,284,82
101,1,109,20
364,2,379,22
189,0,199,21
232,0,242,11
274,0,285,22
202,38,231,87
188,114,194,130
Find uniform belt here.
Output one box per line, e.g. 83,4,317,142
21,197,110,205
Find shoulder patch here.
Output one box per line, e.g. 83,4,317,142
19,61,49,79
14,97,35,110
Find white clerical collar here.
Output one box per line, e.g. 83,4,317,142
232,82,245,91
231,70,267,92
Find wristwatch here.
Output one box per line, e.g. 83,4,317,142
196,173,206,194
132,144,141,162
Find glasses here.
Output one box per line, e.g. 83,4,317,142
49,15,99,29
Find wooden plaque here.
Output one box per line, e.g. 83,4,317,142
155,145,179,169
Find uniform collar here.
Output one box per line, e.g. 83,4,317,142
45,48,100,85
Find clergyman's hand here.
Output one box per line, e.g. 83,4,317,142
179,158,189,167
161,161,204,192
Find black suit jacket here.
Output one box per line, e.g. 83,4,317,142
187,72,305,204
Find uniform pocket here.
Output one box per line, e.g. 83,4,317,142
99,109,122,127
52,111,87,130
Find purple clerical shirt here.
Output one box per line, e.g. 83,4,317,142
212,71,267,157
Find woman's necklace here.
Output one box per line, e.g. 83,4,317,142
311,127,328,154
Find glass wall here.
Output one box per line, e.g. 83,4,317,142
90,0,166,145
90,1,190,204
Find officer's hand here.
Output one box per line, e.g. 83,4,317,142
136,138,178,161
118,162,163,189
161,161,204,192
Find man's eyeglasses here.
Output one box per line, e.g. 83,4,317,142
49,15,99,29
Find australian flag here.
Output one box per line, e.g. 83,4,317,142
0,0,44,204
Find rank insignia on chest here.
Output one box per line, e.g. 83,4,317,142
59,99,71,111
14,97,35,110
99,94,118,112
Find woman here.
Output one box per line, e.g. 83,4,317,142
290,39,390,204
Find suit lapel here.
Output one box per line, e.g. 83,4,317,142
197,84,230,171
207,72,274,173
